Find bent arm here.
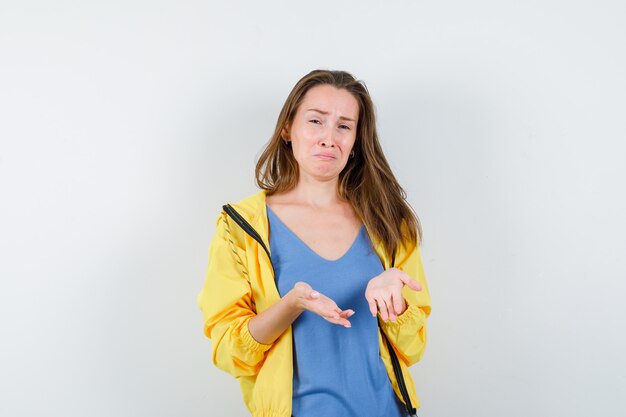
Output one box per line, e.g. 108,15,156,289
247,290,303,344
199,211,359,377
198,212,276,377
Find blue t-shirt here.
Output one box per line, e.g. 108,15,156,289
267,206,405,417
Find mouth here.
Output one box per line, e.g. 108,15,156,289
314,153,336,160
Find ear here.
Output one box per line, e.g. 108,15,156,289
281,127,289,141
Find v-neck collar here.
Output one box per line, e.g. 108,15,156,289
266,204,365,263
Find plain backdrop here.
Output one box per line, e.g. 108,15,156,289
1,1,625,416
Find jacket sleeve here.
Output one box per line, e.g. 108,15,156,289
197,211,272,377
379,238,432,367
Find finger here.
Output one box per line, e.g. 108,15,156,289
311,294,350,325
338,319,352,328
335,310,353,327
381,297,397,322
321,312,340,322
323,314,351,327
392,292,404,315
376,298,389,322
386,298,397,322
399,275,422,291
324,308,341,320
339,309,355,318
366,296,377,317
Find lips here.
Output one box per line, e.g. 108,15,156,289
314,153,336,160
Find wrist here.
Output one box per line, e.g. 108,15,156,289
285,288,305,313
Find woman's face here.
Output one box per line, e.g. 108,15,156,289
284,84,359,183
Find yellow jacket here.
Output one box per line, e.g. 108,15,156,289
197,191,432,417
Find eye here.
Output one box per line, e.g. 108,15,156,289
309,119,321,124
339,124,351,130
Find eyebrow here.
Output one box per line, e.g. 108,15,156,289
306,108,356,123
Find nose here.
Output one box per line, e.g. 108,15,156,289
319,127,335,148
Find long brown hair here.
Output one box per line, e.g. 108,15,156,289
256,69,422,259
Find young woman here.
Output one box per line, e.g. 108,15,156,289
198,70,432,417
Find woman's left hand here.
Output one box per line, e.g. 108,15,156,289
365,268,423,322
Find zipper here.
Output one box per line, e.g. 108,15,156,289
222,204,275,277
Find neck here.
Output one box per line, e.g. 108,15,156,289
291,175,343,208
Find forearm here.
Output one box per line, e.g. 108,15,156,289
248,289,303,345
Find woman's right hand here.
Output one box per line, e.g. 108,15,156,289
289,282,354,328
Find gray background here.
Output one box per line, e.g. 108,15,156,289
1,1,625,416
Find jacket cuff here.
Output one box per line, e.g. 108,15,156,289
380,301,424,329
238,317,273,354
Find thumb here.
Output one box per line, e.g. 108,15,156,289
400,275,422,292
295,281,318,298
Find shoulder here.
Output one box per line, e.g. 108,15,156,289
214,190,269,243
221,190,267,222
211,190,267,248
